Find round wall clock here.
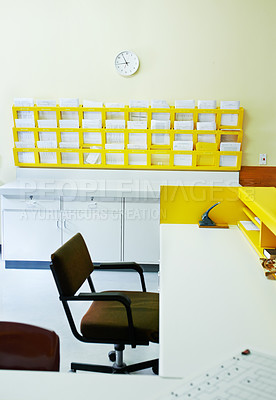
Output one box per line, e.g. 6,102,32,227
115,51,139,77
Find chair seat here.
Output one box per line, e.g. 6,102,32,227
81,291,159,344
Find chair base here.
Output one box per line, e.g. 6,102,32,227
71,358,159,374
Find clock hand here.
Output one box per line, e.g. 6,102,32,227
116,62,128,65
122,54,129,65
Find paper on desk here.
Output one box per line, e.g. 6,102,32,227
37,119,57,128
174,120,194,130
239,221,260,231
15,118,35,128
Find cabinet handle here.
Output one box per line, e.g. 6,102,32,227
63,220,67,229
56,220,61,229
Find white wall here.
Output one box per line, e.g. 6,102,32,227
0,0,275,184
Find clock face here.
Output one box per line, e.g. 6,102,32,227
115,51,139,76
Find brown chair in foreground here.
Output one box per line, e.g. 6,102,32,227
0,321,60,371
50,232,159,374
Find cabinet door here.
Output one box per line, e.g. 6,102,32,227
2,210,62,261
62,207,122,262
123,199,160,264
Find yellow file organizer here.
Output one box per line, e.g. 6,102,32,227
12,104,244,171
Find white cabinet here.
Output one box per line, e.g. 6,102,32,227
123,199,160,263
2,210,61,261
62,198,122,262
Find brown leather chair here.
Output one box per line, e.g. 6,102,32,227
50,232,159,374
0,321,60,371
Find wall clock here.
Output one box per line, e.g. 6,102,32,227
115,51,139,77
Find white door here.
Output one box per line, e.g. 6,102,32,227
2,210,62,261
62,198,122,262
123,199,160,263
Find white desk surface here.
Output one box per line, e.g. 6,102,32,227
0,370,179,400
159,224,276,379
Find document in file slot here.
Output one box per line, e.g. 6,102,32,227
85,152,100,164
105,120,125,129
197,121,216,130
38,110,56,120
18,152,35,163
127,144,147,149
198,100,217,109
175,100,195,109
174,121,194,130
83,132,102,144
59,120,79,129
219,155,237,167
16,110,34,119
18,131,35,142
197,134,216,143
106,132,124,144
37,119,57,128
127,121,147,129
14,98,34,107
128,132,147,146
198,113,216,122
59,142,79,149
15,118,35,128
175,134,193,142
220,142,241,151
59,98,79,107
37,140,57,149
36,99,57,107
152,133,170,145
129,100,149,108
151,100,169,108
60,132,79,143
174,154,192,166
221,113,239,126
157,351,276,400
175,112,193,121
39,152,57,164
151,120,170,130
220,100,240,109
61,153,79,164
173,141,193,151
82,119,102,129
105,103,124,120
83,100,103,108
15,141,35,148
38,132,57,141
105,143,124,150
239,221,260,231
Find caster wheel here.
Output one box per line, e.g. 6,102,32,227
108,350,116,362
152,363,159,375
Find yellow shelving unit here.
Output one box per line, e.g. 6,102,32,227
12,104,244,170
238,187,276,258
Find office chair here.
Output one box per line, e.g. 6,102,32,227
50,232,159,374
0,321,60,371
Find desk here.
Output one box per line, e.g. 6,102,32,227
159,224,276,379
0,370,178,400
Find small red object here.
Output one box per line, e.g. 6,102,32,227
241,349,251,355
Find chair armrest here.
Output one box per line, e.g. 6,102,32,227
94,262,146,292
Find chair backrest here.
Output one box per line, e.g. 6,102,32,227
50,232,94,297
0,321,60,371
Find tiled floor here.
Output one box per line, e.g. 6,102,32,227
0,262,159,374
